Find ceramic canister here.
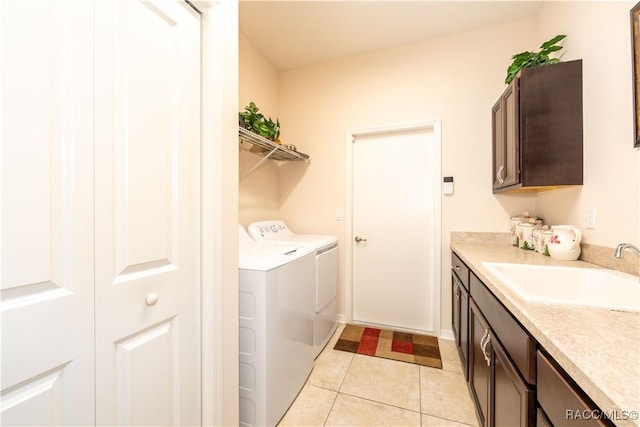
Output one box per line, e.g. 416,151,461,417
532,226,550,254
517,223,538,250
509,211,541,246
527,225,546,252
538,230,553,256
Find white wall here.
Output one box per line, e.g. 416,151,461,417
239,33,282,226
239,1,640,335
534,1,639,247
276,18,540,332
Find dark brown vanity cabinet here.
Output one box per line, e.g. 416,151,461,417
537,351,614,427
492,60,583,193
451,249,617,427
468,271,536,427
451,252,470,379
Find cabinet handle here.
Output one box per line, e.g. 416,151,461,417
496,165,505,185
454,282,460,300
454,265,461,271
479,329,488,353
481,330,491,366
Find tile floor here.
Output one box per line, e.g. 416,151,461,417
278,323,480,427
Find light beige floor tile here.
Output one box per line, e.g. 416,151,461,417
422,413,477,426
325,393,420,427
420,366,478,426
340,354,420,411
277,385,337,427
438,338,463,374
308,348,354,391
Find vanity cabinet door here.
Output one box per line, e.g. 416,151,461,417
452,272,461,347
460,284,469,379
469,299,491,427
451,271,470,379
537,351,613,427
492,335,535,427
452,251,470,378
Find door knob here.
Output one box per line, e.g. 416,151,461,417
355,236,367,243
145,293,159,306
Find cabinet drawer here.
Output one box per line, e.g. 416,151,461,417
452,252,470,290
537,351,612,427
470,272,536,384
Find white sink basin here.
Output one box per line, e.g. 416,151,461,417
481,262,640,312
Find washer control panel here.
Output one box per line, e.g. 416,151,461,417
247,220,290,241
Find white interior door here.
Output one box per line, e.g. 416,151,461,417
1,1,95,425
94,0,201,425
352,126,439,334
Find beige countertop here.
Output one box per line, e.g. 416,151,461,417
450,241,640,426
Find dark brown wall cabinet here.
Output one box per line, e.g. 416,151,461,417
492,60,583,193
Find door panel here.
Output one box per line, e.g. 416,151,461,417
470,300,490,427
94,0,201,425
115,319,178,426
352,128,436,333
1,1,95,425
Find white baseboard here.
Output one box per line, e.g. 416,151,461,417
439,328,454,340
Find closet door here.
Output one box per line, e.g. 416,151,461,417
1,1,95,425
94,0,202,425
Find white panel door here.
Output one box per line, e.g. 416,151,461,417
352,128,437,333
94,0,201,425
1,1,95,425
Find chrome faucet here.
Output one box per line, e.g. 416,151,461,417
614,243,640,258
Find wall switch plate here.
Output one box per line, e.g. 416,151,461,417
335,208,343,221
587,208,596,229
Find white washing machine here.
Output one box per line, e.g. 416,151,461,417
238,226,315,427
248,220,339,358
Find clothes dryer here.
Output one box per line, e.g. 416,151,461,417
247,220,338,358
238,225,315,427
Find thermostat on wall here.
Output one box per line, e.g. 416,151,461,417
443,176,454,195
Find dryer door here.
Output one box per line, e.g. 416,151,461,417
316,243,338,312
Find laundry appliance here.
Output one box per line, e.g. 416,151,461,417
238,225,315,427
248,220,338,358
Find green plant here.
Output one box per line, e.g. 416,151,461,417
239,102,280,142
505,34,566,84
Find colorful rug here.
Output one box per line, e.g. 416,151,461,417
334,324,442,368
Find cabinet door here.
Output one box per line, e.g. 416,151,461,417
491,98,505,190
460,285,470,379
537,351,612,427
469,299,491,427
492,336,534,427
502,82,519,187
452,273,461,346
492,80,520,191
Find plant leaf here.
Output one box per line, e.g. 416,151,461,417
540,34,566,49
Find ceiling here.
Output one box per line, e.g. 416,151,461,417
239,1,543,71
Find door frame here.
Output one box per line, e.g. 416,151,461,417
345,120,442,336
196,1,239,426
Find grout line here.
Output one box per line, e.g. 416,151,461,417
333,391,422,417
